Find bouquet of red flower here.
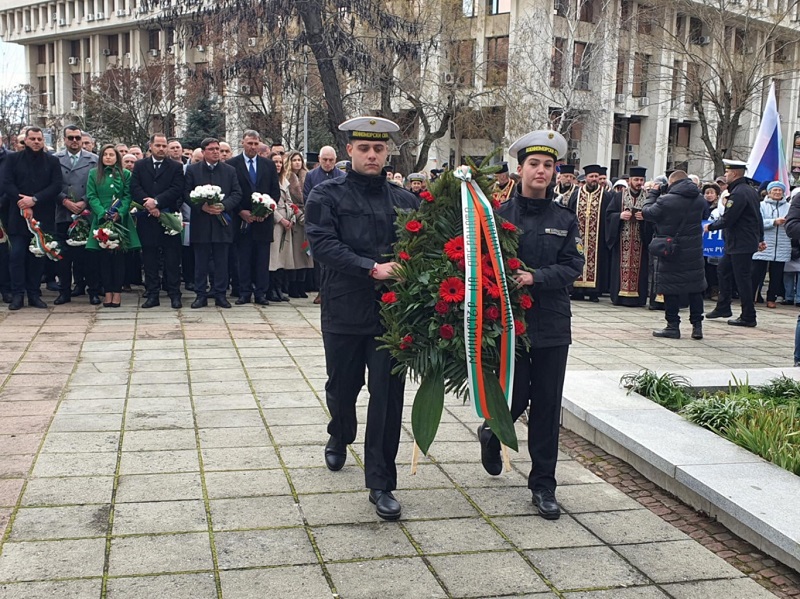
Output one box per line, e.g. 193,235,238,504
379,163,533,454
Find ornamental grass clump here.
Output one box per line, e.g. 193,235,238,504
379,163,533,454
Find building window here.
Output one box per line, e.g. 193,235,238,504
37,44,47,64
612,116,627,144
72,73,82,102
449,39,475,87
107,35,119,56
485,36,508,86
463,0,475,17
486,0,510,14
620,0,631,30
573,42,592,91
123,33,131,54
148,30,159,51
70,40,80,58
689,17,703,42
632,52,649,97
676,123,691,147
734,28,746,54
685,62,699,104
671,61,681,107
551,37,565,88
628,120,641,145
37,76,47,107
615,54,627,95
554,0,569,18
774,79,782,111
675,13,685,40
637,5,652,35
579,0,595,23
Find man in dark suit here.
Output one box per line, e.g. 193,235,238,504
54,125,99,305
0,135,14,304
228,130,281,305
131,133,186,309
185,137,242,309
2,127,63,310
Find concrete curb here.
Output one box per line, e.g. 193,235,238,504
560,367,800,572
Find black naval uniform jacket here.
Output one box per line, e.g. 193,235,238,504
706,177,763,254
305,170,419,336
498,190,585,348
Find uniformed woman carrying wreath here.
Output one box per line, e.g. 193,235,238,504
478,131,584,520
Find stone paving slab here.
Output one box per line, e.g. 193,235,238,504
0,294,796,598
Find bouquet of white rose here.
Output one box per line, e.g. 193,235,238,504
189,184,229,226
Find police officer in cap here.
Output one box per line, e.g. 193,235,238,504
705,159,765,327
478,130,584,520
306,116,419,521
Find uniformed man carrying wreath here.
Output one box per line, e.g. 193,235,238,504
478,130,584,520
305,117,419,521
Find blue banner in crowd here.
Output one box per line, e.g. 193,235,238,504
702,220,725,258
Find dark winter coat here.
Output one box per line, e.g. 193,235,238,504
642,178,707,295
305,169,419,335
785,196,800,241
2,148,63,236
130,157,185,247
498,192,584,348
184,161,242,244
706,177,764,254
228,153,281,243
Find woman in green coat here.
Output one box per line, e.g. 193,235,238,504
86,144,141,307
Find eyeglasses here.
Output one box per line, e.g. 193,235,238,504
66,136,82,141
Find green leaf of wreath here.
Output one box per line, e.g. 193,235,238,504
411,371,445,455
483,374,518,452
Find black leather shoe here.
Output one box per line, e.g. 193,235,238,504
268,289,283,303
28,296,47,309
235,295,251,305
89,294,102,306
54,293,71,305
705,309,732,319
532,488,561,520
8,295,23,310
653,325,680,339
70,286,86,297
280,293,290,302
369,489,401,521
45,281,60,292
298,291,308,298
141,297,160,309
2,292,12,304
477,423,502,476
215,297,232,309
728,317,756,327
254,295,270,306
191,297,208,309
170,297,182,309
184,282,195,292
691,324,703,340
324,437,347,471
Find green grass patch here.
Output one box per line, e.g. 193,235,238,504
621,370,800,475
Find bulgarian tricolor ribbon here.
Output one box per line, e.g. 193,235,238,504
456,166,515,420
22,208,62,261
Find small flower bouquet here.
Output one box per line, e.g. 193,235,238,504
130,202,183,235
29,232,62,260
190,184,229,226
66,210,91,246
93,223,125,250
250,193,277,219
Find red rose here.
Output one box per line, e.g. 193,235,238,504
507,257,521,270
501,222,516,232
400,334,414,350
398,251,411,261
405,220,423,233
519,294,533,309
443,236,465,261
456,259,466,271
419,191,434,202
434,301,449,314
439,277,466,303
485,305,500,321
381,291,397,304
439,324,455,340
515,320,526,336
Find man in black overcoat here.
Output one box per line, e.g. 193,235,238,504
131,133,186,309
185,137,242,309
228,130,281,305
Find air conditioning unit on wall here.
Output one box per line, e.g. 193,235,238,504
639,97,650,107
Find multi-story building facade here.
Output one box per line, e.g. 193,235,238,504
1,0,799,180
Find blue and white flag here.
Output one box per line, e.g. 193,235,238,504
746,81,790,190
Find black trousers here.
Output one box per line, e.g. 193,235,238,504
716,252,756,322
323,332,405,491
751,260,785,302
182,246,194,283
142,240,182,299
99,250,125,293
55,222,100,295
194,242,229,300
504,345,570,493
0,243,10,294
236,235,270,298
664,293,704,325
9,234,45,297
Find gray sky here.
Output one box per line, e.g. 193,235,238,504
0,39,26,88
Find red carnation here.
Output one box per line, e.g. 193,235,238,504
434,301,449,314
515,320,526,335
444,236,465,261
486,305,500,321
507,257,522,270
419,191,434,202
501,222,516,232
381,291,397,304
400,334,413,350
483,279,501,299
405,220,423,233
520,294,533,310
439,324,455,340
439,277,466,303
398,251,411,261
492,199,501,210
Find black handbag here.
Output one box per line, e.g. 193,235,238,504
648,210,690,261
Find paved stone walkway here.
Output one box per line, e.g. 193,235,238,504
0,294,795,598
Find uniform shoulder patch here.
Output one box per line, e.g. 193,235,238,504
575,237,584,255
726,199,734,208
